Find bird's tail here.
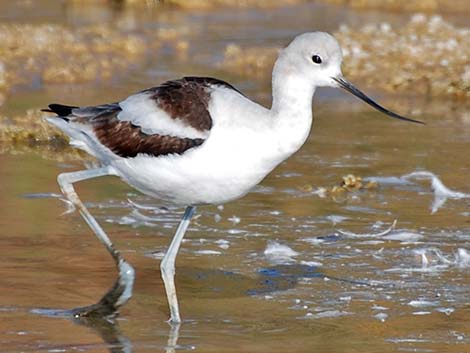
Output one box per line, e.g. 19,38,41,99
41,103,78,117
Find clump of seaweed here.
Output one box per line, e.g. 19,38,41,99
0,22,192,99
336,14,470,98
0,24,145,91
0,110,62,145
301,174,378,197
0,109,85,160
315,0,470,14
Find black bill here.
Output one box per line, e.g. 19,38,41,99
332,77,424,124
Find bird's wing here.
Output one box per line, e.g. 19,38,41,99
45,77,240,158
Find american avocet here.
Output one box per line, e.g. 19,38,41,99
43,32,422,324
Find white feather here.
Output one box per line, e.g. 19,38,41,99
118,92,209,139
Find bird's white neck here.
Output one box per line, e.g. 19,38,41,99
270,65,316,156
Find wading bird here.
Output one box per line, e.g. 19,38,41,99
43,32,422,324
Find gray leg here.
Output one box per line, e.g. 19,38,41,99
57,167,135,317
161,206,196,324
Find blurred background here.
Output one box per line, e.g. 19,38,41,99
0,1,469,353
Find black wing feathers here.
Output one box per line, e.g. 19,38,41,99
42,104,79,117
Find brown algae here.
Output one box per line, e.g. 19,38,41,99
0,23,192,97
301,174,378,197
0,24,145,92
0,110,85,160
336,14,470,98
315,0,470,14
161,0,307,10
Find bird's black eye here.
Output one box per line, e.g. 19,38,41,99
311,55,322,64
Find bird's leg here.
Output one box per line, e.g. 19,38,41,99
161,206,196,324
57,167,135,318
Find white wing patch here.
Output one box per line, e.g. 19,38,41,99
118,92,210,139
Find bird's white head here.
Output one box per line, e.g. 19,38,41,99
277,32,343,88
272,31,423,124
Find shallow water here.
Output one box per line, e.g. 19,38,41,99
1,1,470,353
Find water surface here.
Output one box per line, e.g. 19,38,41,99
0,2,469,352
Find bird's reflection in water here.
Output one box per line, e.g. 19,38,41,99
74,316,183,353
166,323,181,353
32,307,182,353
72,316,132,353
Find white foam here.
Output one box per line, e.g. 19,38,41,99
364,176,413,185
300,260,323,267
386,338,429,343
385,248,456,273
408,299,439,308
215,239,230,249
411,247,470,271
23,192,76,215
303,310,350,319
337,220,397,238
455,248,470,268
436,307,454,315
372,304,388,311
326,215,349,225
374,312,388,322
228,215,241,224
264,240,299,264
385,265,448,273
109,216,156,228
362,240,385,245
311,187,328,198
194,250,222,255
227,229,245,235
127,198,159,211
402,171,470,213
383,231,424,242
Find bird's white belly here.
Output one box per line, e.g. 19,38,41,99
110,130,284,205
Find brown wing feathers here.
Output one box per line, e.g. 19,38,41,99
92,110,205,158
150,80,212,131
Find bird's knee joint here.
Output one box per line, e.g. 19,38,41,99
161,262,175,278
58,174,71,191
57,174,78,200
